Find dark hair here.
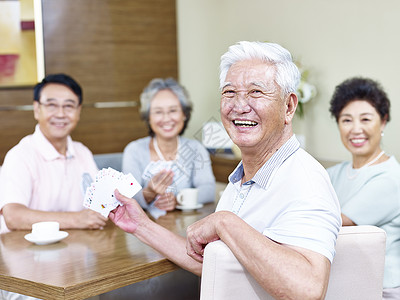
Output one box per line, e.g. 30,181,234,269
139,78,193,137
33,73,83,104
329,77,390,122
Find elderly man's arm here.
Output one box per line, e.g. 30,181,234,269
2,203,108,230
186,211,331,300
109,190,204,275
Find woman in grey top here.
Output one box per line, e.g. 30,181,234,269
123,78,216,211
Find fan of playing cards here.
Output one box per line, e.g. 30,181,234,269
83,168,142,217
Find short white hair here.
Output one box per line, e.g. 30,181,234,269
219,41,300,95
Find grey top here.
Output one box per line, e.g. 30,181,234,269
122,136,216,208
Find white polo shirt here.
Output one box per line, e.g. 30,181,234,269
216,135,341,263
0,125,98,233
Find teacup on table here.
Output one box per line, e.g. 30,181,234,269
25,221,68,245
176,188,202,211
31,221,60,238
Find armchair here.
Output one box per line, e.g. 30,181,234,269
200,225,386,300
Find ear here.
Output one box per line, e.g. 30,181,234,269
76,105,82,121
284,93,298,124
380,114,388,131
33,101,40,121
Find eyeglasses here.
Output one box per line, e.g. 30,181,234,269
38,102,80,114
221,89,269,100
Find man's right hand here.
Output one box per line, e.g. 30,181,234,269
2,203,108,231
109,189,150,234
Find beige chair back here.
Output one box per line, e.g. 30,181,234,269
201,225,386,300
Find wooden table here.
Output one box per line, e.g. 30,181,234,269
0,203,216,300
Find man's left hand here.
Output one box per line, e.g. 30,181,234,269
185,211,235,262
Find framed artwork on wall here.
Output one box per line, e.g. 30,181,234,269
0,0,45,88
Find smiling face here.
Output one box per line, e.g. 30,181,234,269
220,59,297,157
338,100,386,160
33,83,81,149
149,89,185,140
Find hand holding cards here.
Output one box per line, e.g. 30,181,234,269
83,168,142,217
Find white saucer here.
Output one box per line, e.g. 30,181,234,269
24,231,69,245
176,204,203,211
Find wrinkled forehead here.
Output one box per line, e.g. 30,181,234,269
223,59,277,90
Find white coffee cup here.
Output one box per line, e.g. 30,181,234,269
31,221,60,238
177,188,198,207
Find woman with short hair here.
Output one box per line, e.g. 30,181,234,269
328,77,400,299
122,78,216,212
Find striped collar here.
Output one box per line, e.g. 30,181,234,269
229,135,300,188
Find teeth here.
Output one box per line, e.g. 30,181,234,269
233,120,258,127
351,138,365,143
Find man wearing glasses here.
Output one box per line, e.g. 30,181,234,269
0,73,107,234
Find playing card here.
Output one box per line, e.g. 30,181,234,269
142,160,173,181
83,168,142,217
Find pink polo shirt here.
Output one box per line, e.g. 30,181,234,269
0,125,98,233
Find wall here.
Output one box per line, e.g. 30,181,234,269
0,0,37,87
0,0,178,163
177,0,400,162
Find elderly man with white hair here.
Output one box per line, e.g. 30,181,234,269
109,41,341,300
